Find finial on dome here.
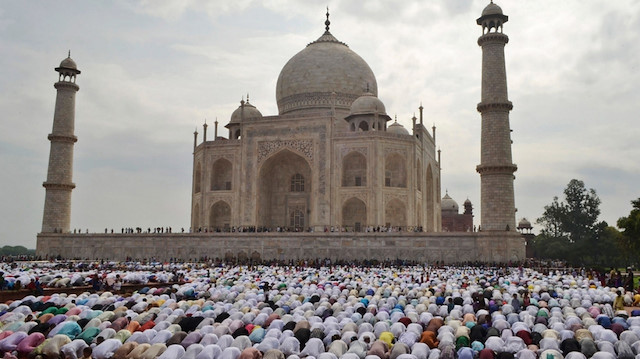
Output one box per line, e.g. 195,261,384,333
68,50,71,58
247,93,250,103
394,114,397,122
325,7,331,33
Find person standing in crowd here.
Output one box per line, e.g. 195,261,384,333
626,268,635,292
614,290,626,311
113,274,122,293
511,293,521,313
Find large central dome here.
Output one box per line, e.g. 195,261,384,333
276,30,378,116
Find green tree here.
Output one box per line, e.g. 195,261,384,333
0,246,35,256
535,179,609,265
617,198,640,266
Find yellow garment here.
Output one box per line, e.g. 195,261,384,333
633,294,640,306
380,331,395,348
614,295,625,311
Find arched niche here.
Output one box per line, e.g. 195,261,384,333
209,200,231,232
257,149,312,229
211,158,233,191
342,151,367,187
342,197,367,232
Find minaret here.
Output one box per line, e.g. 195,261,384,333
476,2,517,232
41,53,81,233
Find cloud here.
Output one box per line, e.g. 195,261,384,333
1,0,639,248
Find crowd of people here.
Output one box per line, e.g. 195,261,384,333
51,225,437,235
0,262,639,359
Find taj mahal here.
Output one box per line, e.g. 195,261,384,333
36,3,526,263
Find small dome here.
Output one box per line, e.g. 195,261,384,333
441,193,459,213
59,56,77,69
349,92,387,116
482,2,503,16
518,218,532,229
55,53,80,75
229,100,262,124
387,121,409,135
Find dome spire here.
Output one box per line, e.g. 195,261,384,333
325,7,330,33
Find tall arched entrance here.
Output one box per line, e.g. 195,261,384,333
342,151,367,187
342,197,367,232
426,164,434,231
209,201,231,231
211,158,232,191
258,150,312,230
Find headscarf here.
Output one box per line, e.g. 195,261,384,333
262,349,285,359
390,343,410,359
458,347,474,359
559,339,580,356
220,347,242,359
479,349,496,359
280,336,300,356
347,340,369,359
294,328,311,349
300,338,325,358
328,340,348,357
239,347,263,359
368,340,390,359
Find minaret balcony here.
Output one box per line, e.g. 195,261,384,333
478,32,509,46
477,101,513,112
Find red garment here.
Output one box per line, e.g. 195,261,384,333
398,317,412,327
137,320,155,332
479,349,496,359
516,330,532,345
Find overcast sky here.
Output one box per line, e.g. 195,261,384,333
1,1,639,249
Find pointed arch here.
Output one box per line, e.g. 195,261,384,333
209,200,231,232
426,164,434,232
385,152,406,188
258,149,312,229
385,198,406,228
211,158,233,191
342,151,367,187
359,121,369,131
342,197,367,232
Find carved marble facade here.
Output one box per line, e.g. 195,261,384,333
192,113,441,232
189,22,445,233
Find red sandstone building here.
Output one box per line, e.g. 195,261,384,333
441,193,474,232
